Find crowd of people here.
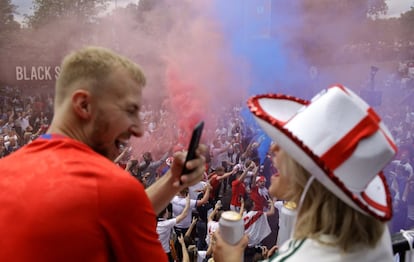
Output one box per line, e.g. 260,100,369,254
311,39,414,65
0,86,53,157
115,104,281,261
0,45,413,261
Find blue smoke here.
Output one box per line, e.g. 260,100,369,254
212,0,306,163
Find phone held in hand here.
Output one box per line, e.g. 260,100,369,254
181,121,204,175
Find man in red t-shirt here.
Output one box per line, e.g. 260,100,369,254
208,166,237,202
0,47,207,261
230,161,256,211
250,176,270,211
208,167,224,201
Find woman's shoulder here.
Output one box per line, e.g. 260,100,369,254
266,233,393,262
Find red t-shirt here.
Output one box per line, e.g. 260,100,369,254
250,186,268,211
0,135,167,261
209,173,221,200
230,179,246,207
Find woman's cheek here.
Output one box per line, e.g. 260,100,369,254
269,176,281,199
269,175,291,200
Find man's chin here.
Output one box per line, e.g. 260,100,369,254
93,147,115,161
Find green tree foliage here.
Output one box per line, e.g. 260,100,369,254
0,1,20,86
28,0,110,28
400,6,414,41
0,0,20,50
288,0,389,65
301,0,387,22
0,0,19,33
367,0,388,17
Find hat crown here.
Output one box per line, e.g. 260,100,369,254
285,87,395,191
248,85,397,220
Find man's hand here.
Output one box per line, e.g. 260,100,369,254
169,144,207,188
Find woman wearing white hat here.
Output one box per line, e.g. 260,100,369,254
212,85,397,262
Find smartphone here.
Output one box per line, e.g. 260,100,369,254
181,121,204,175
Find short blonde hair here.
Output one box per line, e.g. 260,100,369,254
55,46,146,105
281,151,384,252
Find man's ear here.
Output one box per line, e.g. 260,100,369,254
72,90,92,119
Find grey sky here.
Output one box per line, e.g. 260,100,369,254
12,0,32,17
386,0,414,17
11,0,414,22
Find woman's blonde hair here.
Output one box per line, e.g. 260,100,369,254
281,150,385,252
55,46,146,105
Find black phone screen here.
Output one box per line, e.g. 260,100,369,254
181,121,204,175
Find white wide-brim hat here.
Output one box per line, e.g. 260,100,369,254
247,84,397,221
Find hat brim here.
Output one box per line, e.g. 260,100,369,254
247,94,392,221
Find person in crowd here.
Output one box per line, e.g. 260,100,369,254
242,139,262,165
4,136,20,153
137,150,170,186
242,198,275,262
0,46,207,261
208,166,237,202
0,140,9,158
177,234,191,262
208,166,225,202
389,164,410,232
174,216,198,262
206,200,224,248
194,185,214,251
230,161,254,212
392,148,414,180
22,125,35,144
250,176,271,212
237,158,259,193
188,167,209,201
0,135,10,157
402,177,414,229
212,85,398,261
261,149,277,188
160,156,174,177
157,195,191,262
210,136,231,171
228,137,242,167
172,185,211,237
124,157,140,179
3,127,20,146
15,111,30,139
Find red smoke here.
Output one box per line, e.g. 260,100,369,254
165,66,205,144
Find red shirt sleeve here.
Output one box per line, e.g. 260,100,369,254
97,172,167,261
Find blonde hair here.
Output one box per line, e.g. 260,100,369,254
55,46,146,105
281,151,384,252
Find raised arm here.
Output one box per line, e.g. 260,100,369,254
145,145,207,214
208,201,222,222
175,195,191,224
239,197,245,216
196,184,211,207
251,166,259,185
178,234,190,262
216,169,236,181
238,161,254,182
153,151,170,168
185,216,198,238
